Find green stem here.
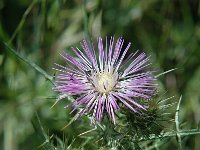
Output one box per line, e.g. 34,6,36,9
4,42,55,85
175,96,182,149
139,129,200,142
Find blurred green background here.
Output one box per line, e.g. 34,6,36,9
0,0,200,149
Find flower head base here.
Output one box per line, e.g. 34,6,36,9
54,36,157,124
91,66,118,94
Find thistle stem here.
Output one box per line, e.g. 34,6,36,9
4,42,55,85
139,129,200,142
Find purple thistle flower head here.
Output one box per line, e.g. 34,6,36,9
53,36,157,124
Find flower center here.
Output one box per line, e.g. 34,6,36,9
91,67,118,94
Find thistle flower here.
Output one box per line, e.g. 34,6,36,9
53,36,157,124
